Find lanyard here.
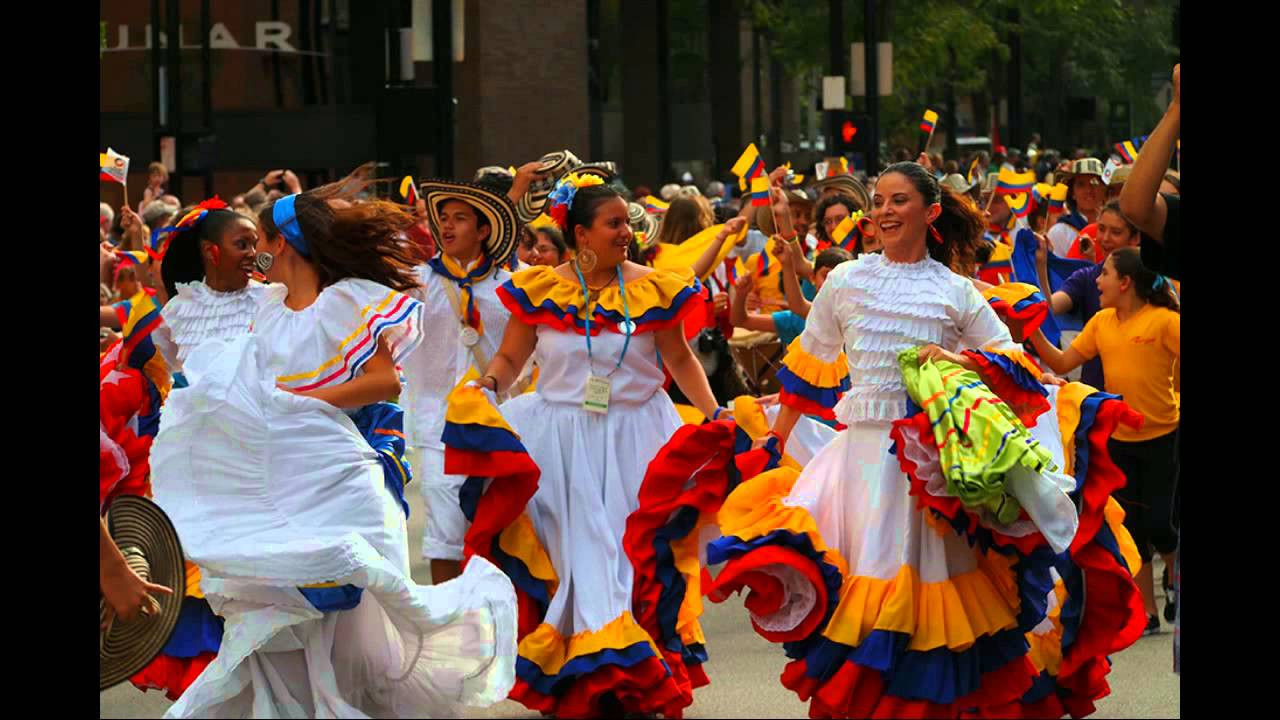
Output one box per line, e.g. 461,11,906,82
575,262,632,377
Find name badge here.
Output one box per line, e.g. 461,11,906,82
582,374,611,414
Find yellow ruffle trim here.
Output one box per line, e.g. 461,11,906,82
520,611,662,677
499,511,560,597
822,554,1023,653
444,376,520,434
717,466,850,578
780,337,851,389
981,281,1043,306
1104,497,1142,577
675,403,706,426
731,396,803,472
507,265,698,320
976,346,1044,379
1025,581,1067,675
184,560,204,600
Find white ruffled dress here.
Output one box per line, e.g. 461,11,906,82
150,278,517,718
152,280,268,376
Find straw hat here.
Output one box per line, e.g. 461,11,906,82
940,173,977,195
628,201,660,244
1107,164,1133,187
1061,157,1106,183
814,175,871,212
419,179,521,265
511,152,619,223
100,496,187,691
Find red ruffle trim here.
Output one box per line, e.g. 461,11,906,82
1057,541,1145,709
782,652,1039,719
444,446,540,575
779,389,838,421
510,654,688,720
709,546,832,644
1069,400,1145,555
128,651,215,701
963,351,1050,428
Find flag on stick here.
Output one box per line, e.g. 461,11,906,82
920,109,938,134
731,143,766,191
100,148,130,185
995,168,1036,195
967,157,983,186
642,196,670,214
400,176,419,206
1003,192,1032,219
1047,183,1068,213
114,250,150,267
750,175,771,207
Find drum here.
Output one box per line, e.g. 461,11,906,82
728,327,783,395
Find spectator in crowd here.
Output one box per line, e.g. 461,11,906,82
101,202,116,240
530,225,569,266
706,180,727,206
1048,158,1107,256
140,161,169,213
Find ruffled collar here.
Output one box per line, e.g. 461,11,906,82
175,279,266,302
497,264,701,335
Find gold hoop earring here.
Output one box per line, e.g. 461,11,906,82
576,248,598,273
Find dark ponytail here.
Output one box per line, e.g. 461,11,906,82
879,161,984,276
159,208,249,298
1109,246,1179,312
564,184,623,251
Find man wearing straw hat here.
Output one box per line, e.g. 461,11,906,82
400,178,533,585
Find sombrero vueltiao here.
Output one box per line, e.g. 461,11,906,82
419,179,521,266
513,151,620,224
814,172,871,212
100,495,187,691
627,202,660,249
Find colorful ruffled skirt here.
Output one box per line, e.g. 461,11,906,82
445,387,803,718
703,373,1148,718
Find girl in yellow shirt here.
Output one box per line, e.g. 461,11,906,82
1030,246,1179,635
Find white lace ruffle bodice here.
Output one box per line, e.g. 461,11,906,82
154,280,268,372
806,254,1018,424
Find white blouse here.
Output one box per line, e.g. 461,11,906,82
798,253,1018,425
153,280,268,373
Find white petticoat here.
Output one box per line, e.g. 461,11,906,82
151,335,517,718
781,386,1079,587
500,391,683,637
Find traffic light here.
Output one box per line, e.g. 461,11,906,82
831,111,869,154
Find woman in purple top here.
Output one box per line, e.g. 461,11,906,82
1034,200,1142,388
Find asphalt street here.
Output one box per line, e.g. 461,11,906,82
101,477,1180,719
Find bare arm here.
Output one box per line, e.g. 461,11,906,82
1027,328,1088,376
730,272,779,333
1032,232,1075,315
779,239,812,318
765,403,804,448
481,318,539,394
693,217,748,280
286,339,402,408
1119,64,1179,241
654,325,723,419
101,306,122,329
507,162,547,206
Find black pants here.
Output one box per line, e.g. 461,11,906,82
1109,429,1179,563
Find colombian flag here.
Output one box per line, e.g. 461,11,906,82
1003,192,1032,219
920,109,939,134
967,157,983,187
750,175,770,207
100,148,130,185
117,291,164,366
1114,136,1146,164
114,249,150,267
977,240,1014,285
1048,183,1069,212
642,196,670,214
831,214,857,249
400,176,419,206
995,167,1035,195
732,143,767,191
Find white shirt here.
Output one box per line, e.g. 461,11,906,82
401,263,515,447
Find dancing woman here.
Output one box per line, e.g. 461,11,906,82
705,162,1147,718
441,174,731,718
149,173,517,718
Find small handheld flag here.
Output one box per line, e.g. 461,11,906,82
642,196,669,214
831,214,857,249
99,148,130,186
1048,183,1068,213
1003,192,1032,219
920,109,939,134
1101,158,1119,185
967,157,983,187
114,249,150,267
995,168,1036,195
750,175,771,207
731,143,766,191
400,176,419,206
1113,135,1147,164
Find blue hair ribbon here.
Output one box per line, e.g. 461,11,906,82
273,193,309,257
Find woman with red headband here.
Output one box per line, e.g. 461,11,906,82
700,162,1147,718
147,167,517,718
